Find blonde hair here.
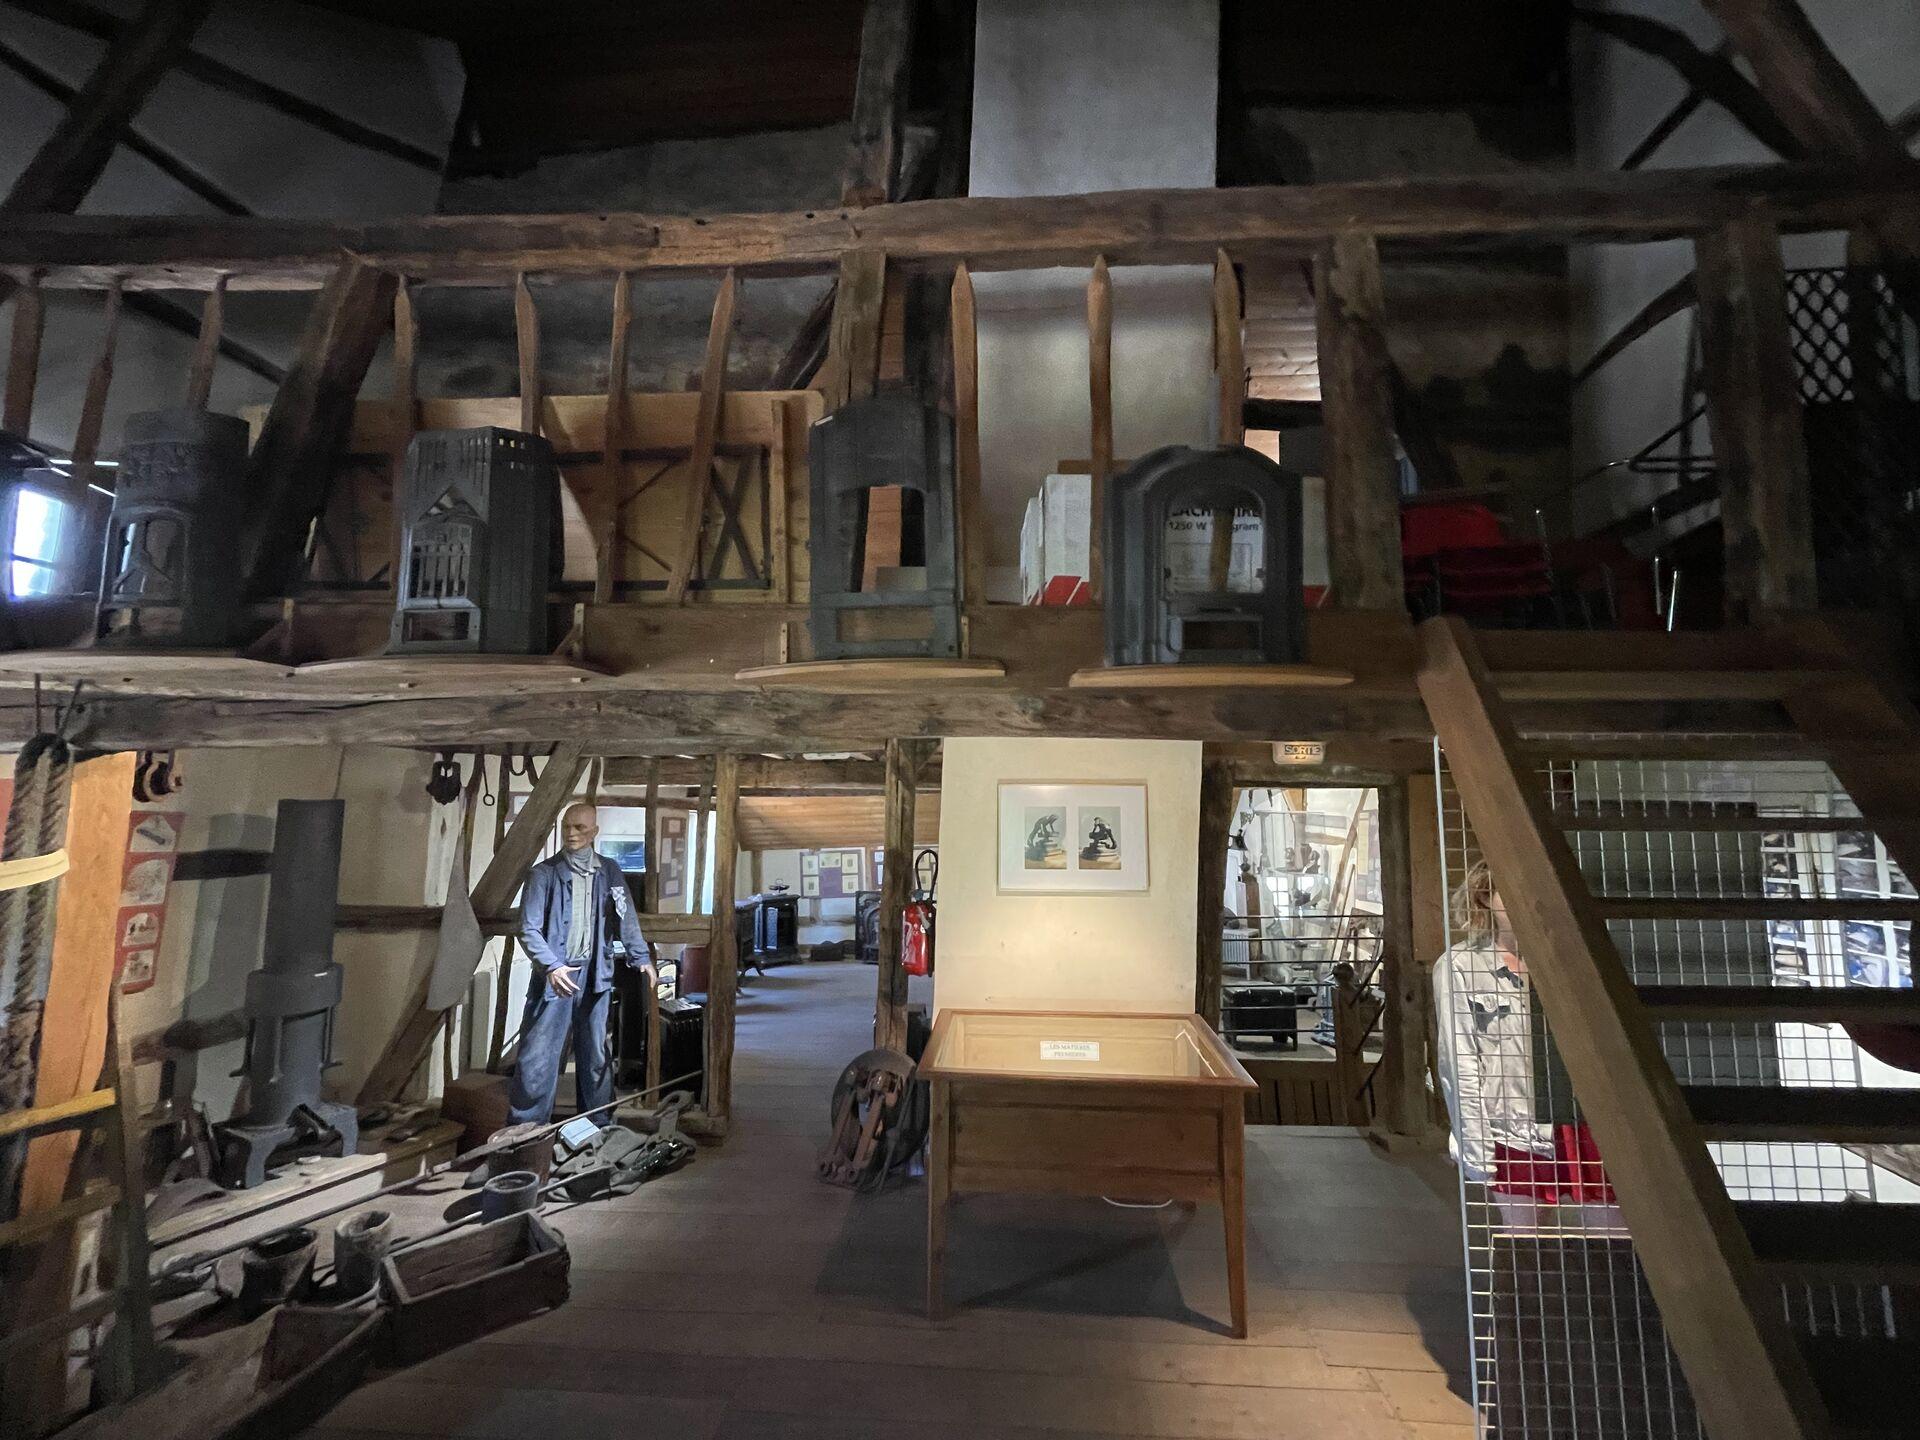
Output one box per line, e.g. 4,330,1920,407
1451,859,1499,949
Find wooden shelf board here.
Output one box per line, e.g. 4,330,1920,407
734,657,1007,690
1067,663,1355,690
295,654,612,698
0,649,296,696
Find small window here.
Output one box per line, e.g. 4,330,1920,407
7,486,79,599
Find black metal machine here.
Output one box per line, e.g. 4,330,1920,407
214,800,358,1187
97,408,250,647
1104,444,1305,667
389,427,555,655
1221,982,1311,1050
807,391,960,659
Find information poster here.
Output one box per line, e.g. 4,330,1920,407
118,809,184,993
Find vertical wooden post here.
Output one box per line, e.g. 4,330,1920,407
183,272,224,412
667,269,739,605
950,262,985,605
387,277,417,596
1195,760,1235,1030
875,737,931,1052
68,279,123,498
704,751,741,1124
4,276,45,434
514,272,542,438
1695,208,1817,621
823,250,888,411
1330,963,1371,1126
1373,779,1432,1141
597,271,632,603
1213,249,1245,447
1313,233,1405,612
1087,256,1114,602
842,0,915,208
767,396,793,603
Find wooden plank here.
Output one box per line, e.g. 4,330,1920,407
387,277,416,593
1694,209,1817,619
766,395,792,603
183,271,223,411
1087,255,1113,602
0,1086,115,1140
1373,779,1430,1141
66,277,121,496
3,276,43,432
240,256,397,596
98,984,156,1398
597,271,632,603
355,743,587,1105
1213,249,1245,447
1638,984,1920,1025
704,752,740,1124
823,249,886,411
950,262,984,605
874,737,932,1052
1195,760,1234,1030
1414,615,1826,1440
514,272,542,437
842,0,914,208
5,751,135,1426
1313,235,1403,612
666,270,738,605
0,0,213,215
6,163,1917,290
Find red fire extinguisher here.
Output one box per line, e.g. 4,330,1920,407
902,848,938,977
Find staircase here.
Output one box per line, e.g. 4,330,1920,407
1422,615,1920,1440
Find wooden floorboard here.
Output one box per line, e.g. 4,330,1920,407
302,963,1472,1439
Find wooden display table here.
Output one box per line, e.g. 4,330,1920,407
919,1008,1257,1336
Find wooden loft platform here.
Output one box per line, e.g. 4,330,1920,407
0,608,1865,752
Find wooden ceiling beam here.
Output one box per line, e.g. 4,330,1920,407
2,0,213,216
3,161,1917,290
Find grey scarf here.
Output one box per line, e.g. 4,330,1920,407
563,847,597,962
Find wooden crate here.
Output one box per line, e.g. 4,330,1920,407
378,1213,569,1365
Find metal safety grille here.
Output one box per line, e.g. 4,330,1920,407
1435,737,1920,1437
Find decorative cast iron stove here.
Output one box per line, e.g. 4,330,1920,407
389,427,555,655
97,408,250,647
807,392,960,660
1104,444,1305,667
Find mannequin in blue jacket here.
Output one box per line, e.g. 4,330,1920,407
507,801,652,1125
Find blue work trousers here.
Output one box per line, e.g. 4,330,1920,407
506,980,613,1126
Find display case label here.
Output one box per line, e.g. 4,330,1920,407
1040,1040,1101,1062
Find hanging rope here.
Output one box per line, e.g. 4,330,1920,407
0,732,78,1213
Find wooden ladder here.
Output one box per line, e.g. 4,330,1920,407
1420,615,1920,1440
0,986,158,1423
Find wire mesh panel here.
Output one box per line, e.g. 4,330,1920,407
1435,738,1920,1438
1784,265,1920,635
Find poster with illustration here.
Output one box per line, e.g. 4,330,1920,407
997,783,1147,893
116,809,184,993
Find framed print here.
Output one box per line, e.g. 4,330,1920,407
997,783,1148,893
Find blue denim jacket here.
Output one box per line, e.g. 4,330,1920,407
519,849,648,992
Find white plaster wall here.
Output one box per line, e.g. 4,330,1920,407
1568,0,1920,534
933,738,1200,1016
0,0,460,456
969,0,1219,580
